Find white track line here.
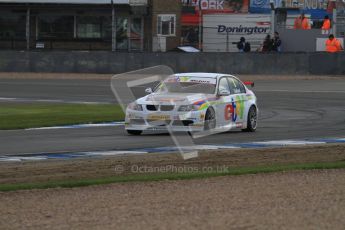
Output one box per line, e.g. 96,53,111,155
257,90,345,93
253,140,326,146
25,122,125,130
0,138,344,163
0,97,17,100
0,156,48,162
0,97,111,104
0,151,148,162
85,151,148,156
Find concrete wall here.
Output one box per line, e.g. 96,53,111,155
277,29,330,52
0,51,344,75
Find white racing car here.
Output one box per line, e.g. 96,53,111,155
125,73,258,135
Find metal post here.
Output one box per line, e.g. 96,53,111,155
35,15,38,40
74,15,77,38
333,8,337,36
111,0,116,51
270,2,275,36
128,17,131,52
271,9,275,35
26,7,30,50
226,31,229,52
198,12,202,50
198,1,202,51
141,17,144,52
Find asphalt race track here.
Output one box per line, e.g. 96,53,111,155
0,78,345,156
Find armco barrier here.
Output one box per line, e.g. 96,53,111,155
0,51,344,75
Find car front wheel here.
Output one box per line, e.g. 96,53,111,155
204,108,216,130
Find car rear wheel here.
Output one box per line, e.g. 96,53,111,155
204,108,216,130
243,106,257,132
127,130,143,135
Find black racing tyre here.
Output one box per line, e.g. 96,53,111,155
243,106,257,132
127,130,143,135
204,108,216,130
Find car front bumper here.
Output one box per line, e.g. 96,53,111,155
125,109,206,132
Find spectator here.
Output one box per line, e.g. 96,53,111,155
261,35,273,52
237,37,251,53
243,41,251,53
237,37,246,52
294,13,311,30
272,32,282,52
325,34,343,53
321,15,331,34
184,28,198,46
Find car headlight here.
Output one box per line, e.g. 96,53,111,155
127,102,143,111
178,105,198,112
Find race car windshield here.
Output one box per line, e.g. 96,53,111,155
156,77,217,94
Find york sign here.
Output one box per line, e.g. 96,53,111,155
184,0,225,10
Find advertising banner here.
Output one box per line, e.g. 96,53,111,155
249,0,336,19
182,0,249,13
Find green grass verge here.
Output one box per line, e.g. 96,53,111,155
1,161,345,192
0,103,124,130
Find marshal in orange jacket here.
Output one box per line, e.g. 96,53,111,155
322,18,331,30
294,15,311,30
325,37,343,53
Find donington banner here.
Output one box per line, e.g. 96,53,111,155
203,14,271,52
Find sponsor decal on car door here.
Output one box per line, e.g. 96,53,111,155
215,77,232,127
225,77,248,128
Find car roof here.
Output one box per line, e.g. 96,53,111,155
174,73,234,79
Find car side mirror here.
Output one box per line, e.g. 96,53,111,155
145,88,153,94
218,90,230,96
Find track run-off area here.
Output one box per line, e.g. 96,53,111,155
0,75,345,157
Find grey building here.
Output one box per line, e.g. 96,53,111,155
0,0,152,51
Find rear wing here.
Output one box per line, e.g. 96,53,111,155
243,81,255,88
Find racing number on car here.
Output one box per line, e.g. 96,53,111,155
224,102,237,122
